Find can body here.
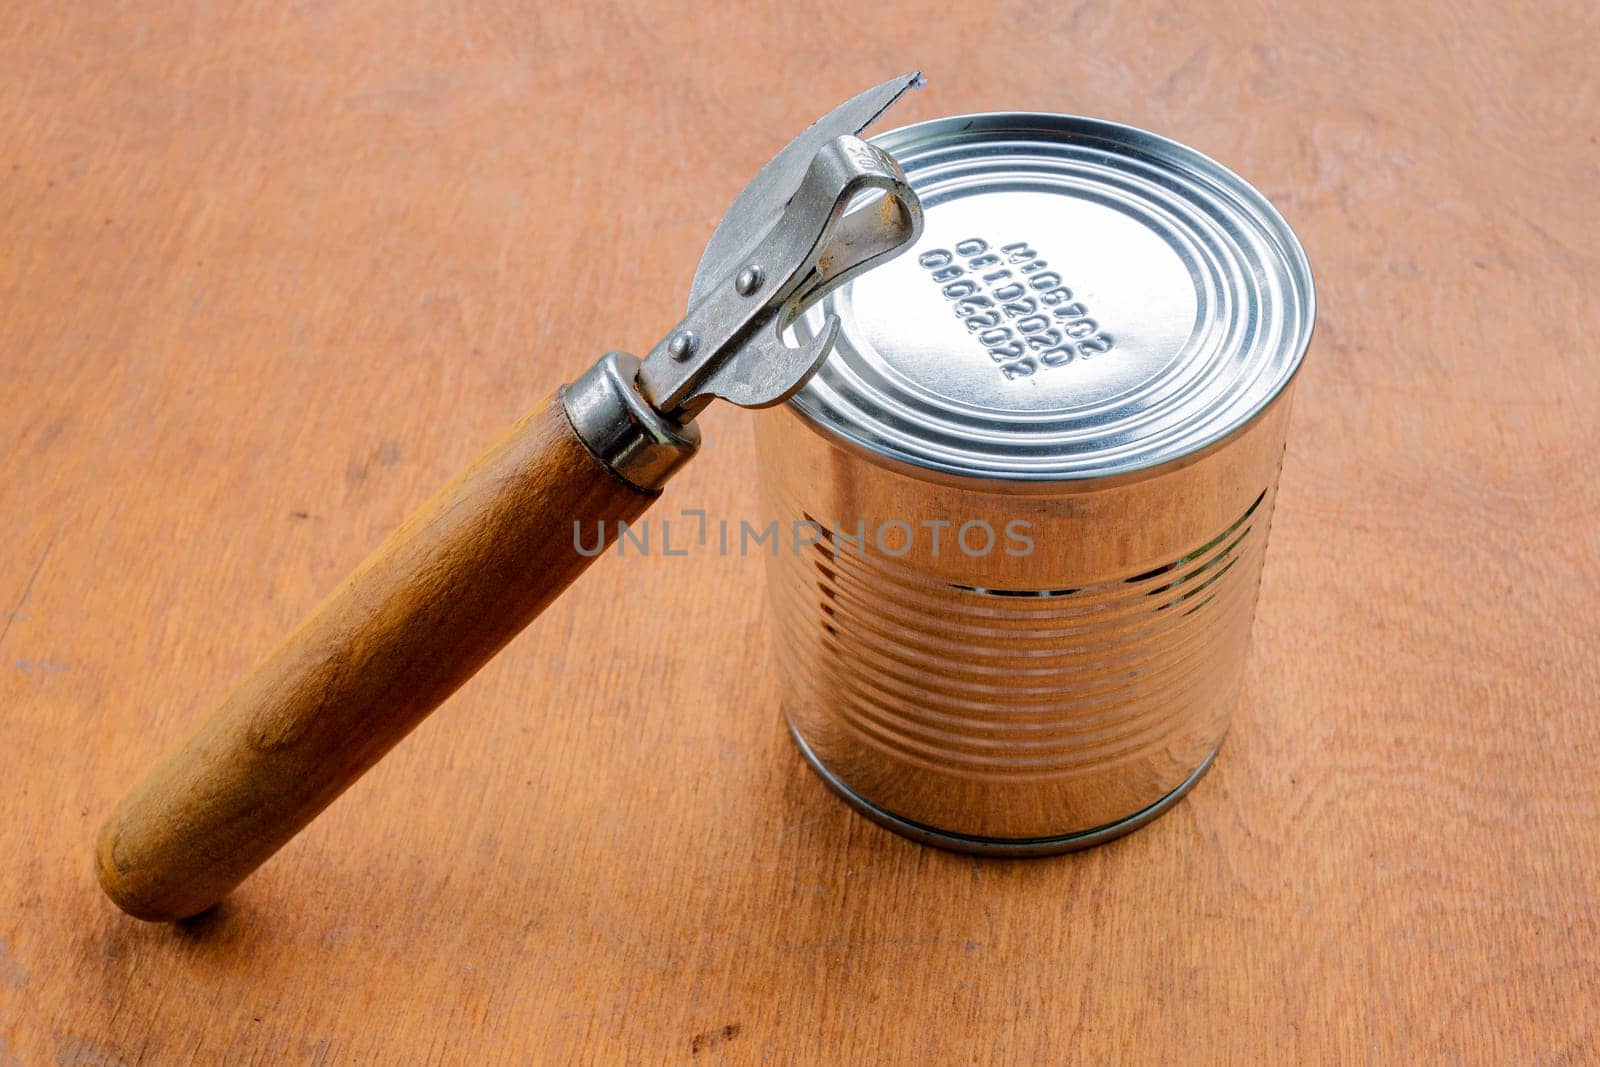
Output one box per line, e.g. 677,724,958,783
755,114,1314,852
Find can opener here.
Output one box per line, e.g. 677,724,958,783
96,74,926,921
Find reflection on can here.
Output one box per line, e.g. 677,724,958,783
756,114,1315,853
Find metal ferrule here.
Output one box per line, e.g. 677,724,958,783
560,352,700,492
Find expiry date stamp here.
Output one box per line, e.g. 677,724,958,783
918,238,1113,380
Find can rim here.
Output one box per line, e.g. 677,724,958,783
782,111,1317,488
776,369,1301,495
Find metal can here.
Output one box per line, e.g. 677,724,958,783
754,113,1314,854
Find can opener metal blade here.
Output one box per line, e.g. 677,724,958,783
95,74,927,922
565,72,925,488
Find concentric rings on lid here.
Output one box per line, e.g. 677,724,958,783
788,113,1315,482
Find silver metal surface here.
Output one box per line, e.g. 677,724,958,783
560,74,925,488
734,266,764,296
560,352,700,492
688,72,924,308
636,133,922,420
756,113,1315,846
634,72,925,422
790,723,1222,856
789,113,1315,482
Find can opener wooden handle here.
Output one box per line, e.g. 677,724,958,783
95,75,925,921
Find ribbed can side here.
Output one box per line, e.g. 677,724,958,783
754,390,1293,845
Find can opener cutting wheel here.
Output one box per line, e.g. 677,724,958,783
96,75,926,922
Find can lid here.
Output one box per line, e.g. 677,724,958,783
788,113,1315,482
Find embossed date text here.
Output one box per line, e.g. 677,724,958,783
917,238,1113,380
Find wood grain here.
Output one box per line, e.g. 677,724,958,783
1,1,1596,1062
95,400,658,922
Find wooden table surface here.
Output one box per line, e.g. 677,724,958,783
3,2,1596,1063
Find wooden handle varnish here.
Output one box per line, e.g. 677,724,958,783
96,398,657,921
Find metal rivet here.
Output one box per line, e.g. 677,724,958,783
735,266,764,296
667,330,698,360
